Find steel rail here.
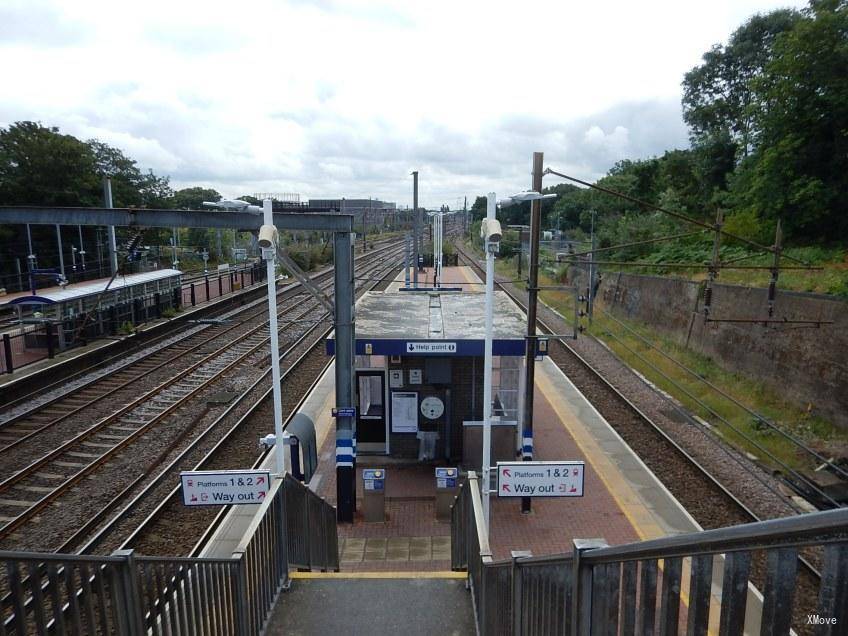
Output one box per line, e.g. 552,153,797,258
183,252,405,556
0,301,329,540
0,243,410,495
0,238,401,415
0,288,311,452
0,250,403,622
76,251,403,555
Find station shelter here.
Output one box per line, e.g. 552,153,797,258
327,290,547,469
1,269,182,352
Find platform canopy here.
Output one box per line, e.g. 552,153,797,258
326,291,541,357
3,269,181,306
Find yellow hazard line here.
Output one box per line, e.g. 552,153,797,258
290,571,467,579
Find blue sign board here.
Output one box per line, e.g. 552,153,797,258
363,468,385,491
435,467,459,489
326,338,531,357
332,407,357,418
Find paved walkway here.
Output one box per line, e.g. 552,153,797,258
265,574,474,636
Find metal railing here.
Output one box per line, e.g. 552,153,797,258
1,474,339,635
451,472,848,635
284,475,339,572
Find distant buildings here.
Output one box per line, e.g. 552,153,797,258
308,198,400,229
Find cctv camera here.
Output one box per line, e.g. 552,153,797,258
480,219,502,244
258,225,277,249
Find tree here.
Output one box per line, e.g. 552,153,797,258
0,121,100,206
734,0,848,239
169,187,221,209
89,140,172,208
682,9,800,155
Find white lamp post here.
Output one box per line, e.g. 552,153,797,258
259,200,288,478
480,193,502,532
480,190,556,533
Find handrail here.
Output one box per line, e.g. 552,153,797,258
467,471,493,561
234,477,284,554
581,506,848,564
452,470,848,635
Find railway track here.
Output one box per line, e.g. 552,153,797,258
0,239,403,455
0,236,399,414
69,250,401,557
456,244,823,632
0,242,404,552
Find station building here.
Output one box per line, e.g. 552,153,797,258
327,290,546,467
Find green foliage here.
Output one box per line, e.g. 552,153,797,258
118,321,135,335
722,209,775,244
161,307,179,318
0,121,101,206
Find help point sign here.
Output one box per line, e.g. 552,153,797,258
497,461,585,497
181,470,271,506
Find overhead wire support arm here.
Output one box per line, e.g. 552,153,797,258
274,245,335,314
563,230,708,259
541,168,811,267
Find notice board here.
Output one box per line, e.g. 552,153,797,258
391,391,418,433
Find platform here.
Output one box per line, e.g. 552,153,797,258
0,267,264,393
200,264,769,632
205,266,701,565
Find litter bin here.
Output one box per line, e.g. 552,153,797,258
435,467,459,521
417,431,439,461
362,468,386,522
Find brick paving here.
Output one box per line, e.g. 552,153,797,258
487,384,639,560
311,382,640,567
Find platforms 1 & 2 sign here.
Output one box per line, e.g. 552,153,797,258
497,461,585,497
180,470,271,506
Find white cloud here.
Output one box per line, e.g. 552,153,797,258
0,0,807,207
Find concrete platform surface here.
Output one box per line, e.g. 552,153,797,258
265,576,474,636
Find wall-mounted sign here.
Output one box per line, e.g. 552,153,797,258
406,342,457,354
435,467,458,489
389,369,404,388
332,407,357,418
420,396,444,420
180,470,271,506
391,391,418,433
496,461,585,498
409,369,422,384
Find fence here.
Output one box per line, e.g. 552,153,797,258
284,474,340,571
0,264,264,374
451,471,848,635
180,265,263,309
1,475,338,635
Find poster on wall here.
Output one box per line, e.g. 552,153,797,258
389,369,404,388
391,391,418,433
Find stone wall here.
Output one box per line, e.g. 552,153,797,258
570,268,848,428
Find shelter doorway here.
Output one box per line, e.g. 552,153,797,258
356,370,388,453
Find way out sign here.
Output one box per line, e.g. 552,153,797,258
497,461,585,497
180,470,271,506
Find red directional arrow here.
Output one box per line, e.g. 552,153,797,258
502,484,511,493
258,491,266,499
502,468,511,477
257,476,266,485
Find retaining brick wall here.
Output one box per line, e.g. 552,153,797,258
569,268,848,429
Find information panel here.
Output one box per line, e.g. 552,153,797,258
180,469,271,506
496,461,584,498
391,391,418,433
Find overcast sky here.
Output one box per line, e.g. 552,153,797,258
0,0,806,208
